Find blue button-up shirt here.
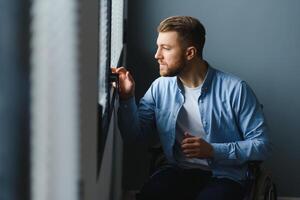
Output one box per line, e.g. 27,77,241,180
118,66,271,183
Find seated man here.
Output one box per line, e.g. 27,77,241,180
116,16,271,200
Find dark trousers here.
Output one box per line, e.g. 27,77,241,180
137,165,245,200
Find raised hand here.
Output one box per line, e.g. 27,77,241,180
112,67,135,100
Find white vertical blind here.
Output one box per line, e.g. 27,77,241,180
30,0,80,199
98,0,109,112
98,0,124,112
111,0,124,66
98,0,124,199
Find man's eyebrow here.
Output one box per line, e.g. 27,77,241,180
157,43,171,47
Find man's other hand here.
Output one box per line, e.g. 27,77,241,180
181,132,214,158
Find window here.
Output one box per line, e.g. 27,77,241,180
97,0,125,176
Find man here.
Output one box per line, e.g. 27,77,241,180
116,16,271,200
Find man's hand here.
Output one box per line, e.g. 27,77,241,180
181,132,214,158
112,67,135,100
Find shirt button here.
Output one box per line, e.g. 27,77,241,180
200,99,203,103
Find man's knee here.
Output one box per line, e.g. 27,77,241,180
195,178,245,200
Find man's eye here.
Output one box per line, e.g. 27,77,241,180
163,47,170,50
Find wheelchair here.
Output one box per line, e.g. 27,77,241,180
137,146,278,200
243,161,277,200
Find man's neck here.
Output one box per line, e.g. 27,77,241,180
178,58,208,88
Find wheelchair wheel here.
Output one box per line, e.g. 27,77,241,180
263,177,277,200
253,171,277,200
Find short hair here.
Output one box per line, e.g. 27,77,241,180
157,16,206,57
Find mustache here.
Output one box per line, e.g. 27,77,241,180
157,59,166,65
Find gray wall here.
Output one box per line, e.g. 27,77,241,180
78,0,99,198
126,0,300,197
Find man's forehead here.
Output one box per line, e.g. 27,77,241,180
156,31,180,45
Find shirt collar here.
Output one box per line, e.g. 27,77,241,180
175,62,215,94
201,63,215,93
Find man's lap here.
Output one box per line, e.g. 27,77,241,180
137,165,245,200
195,177,245,200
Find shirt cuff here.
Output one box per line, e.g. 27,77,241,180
211,143,230,161
119,97,136,109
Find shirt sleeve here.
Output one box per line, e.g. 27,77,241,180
210,81,272,165
118,84,158,144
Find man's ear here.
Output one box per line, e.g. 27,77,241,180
185,46,197,60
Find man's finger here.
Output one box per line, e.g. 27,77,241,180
181,143,198,150
115,66,127,73
111,67,117,73
182,148,198,154
181,137,199,144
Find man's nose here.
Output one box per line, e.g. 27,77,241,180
154,49,162,59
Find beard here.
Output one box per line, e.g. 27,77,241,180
160,66,183,77
159,58,187,77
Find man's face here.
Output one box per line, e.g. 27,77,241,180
155,31,187,77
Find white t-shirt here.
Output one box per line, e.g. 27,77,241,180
174,84,210,170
